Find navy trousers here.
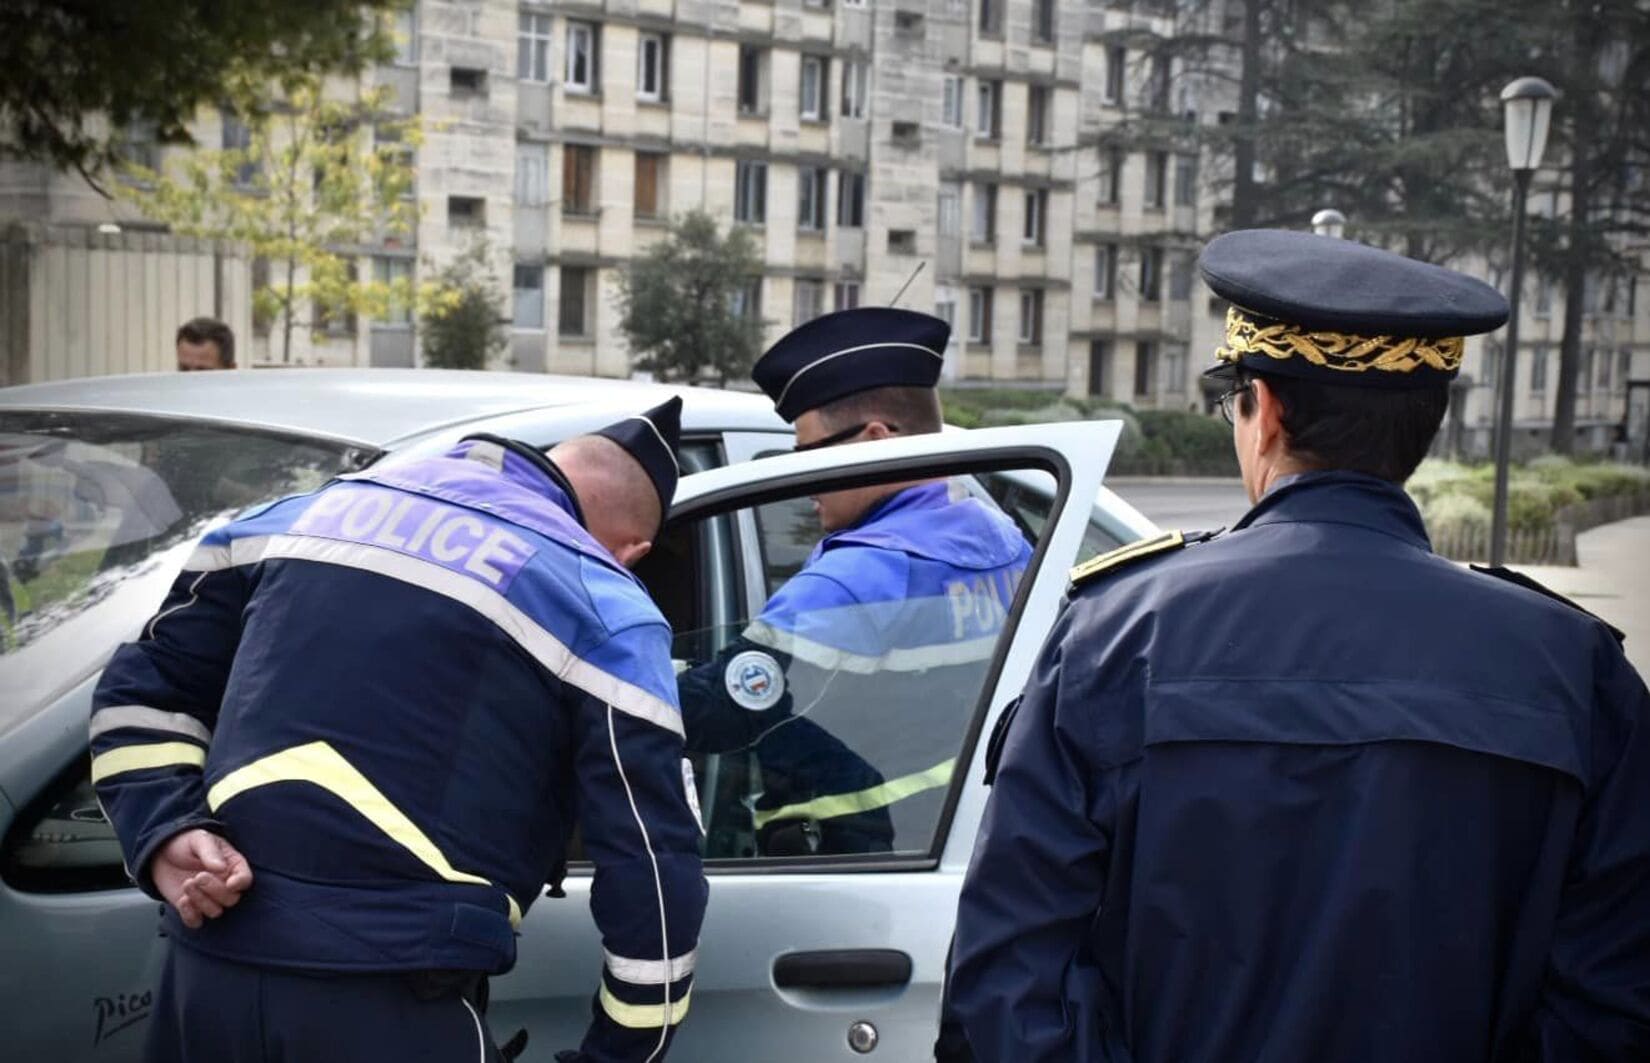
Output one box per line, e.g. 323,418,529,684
145,944,503,1063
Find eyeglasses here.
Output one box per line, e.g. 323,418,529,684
1218,384,1252,425
792,422,900,453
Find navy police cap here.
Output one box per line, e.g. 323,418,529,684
594,396,683,523
1200,229,1509,389
752,307,949,422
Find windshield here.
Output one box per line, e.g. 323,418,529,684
0,413,370,712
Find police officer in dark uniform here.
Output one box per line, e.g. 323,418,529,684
949,230,1650,1062
91,400,708,1062
677,308,1033,856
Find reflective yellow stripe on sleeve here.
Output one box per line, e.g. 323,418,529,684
90,742,207,783
207,741,522,927
751,758,956,831
599,983,692,1029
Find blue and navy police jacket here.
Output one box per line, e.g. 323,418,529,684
950,470,1650,1062
679,481,1032,854
91,439,708,1061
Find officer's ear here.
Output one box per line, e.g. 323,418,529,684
613,539,653,569
1248,377,1288,458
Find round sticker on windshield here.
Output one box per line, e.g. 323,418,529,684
725,650,785,711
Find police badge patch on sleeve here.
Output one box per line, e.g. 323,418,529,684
724,650,785,711
681,759,705,836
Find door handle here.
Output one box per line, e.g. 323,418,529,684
772,949,913,990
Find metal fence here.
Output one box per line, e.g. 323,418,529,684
1431,488,1650,565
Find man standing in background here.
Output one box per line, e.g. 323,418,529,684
175,317,235,371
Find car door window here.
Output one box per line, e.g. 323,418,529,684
674,471,1050,864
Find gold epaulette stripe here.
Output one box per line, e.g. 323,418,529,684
1068,530,1187,589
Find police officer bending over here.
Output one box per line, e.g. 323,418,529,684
90,399,708,1062
950,230,1650,1062
678,308,1033,857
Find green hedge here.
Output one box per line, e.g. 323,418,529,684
940,388,1238,477
1409,457,1650,535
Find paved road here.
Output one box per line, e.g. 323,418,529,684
1110,478,1251,533
1517,515,1650,678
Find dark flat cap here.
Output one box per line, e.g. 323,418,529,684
752,308,948,422
594,396,683,526
1201,230,1509,389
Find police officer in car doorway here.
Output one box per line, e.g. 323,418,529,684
948,229,1650,1062
91,399,708,1062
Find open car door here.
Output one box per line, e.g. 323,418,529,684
494,421,1124,1061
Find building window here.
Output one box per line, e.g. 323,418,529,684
837,170,865,227
513,264,545,329
1134,340,1157,398
1022,189,1047,247
1094,243,1117,298
515,142,549,207
968,286,993,343
1148,53,1172,112
1088,339,1112,397
1599,346,1613,388
798,166,828,231
1530,346,1549,392
1033,0,1056,43
738,45,767,115
450,67,488,98
222,110,258,185
1480,339,1500,391
373,257,413,325
735,160,768,223
841,60,870,120
888,229,918,255
800,55,829,121
1105,45,1126,105
1027,85,1049,146
942,75,965,128
892,120,921,147
935,298,956,339
518,13,552,82
1534,275,1553,316
1018,289,1043,344
637,33,668,101
634,151,666,219
393,9,419,66
314,263,359,336
938,182,961,236
1169,252,1194,301
1145,152,1168,209
1174,154,1197,206
563,145,597,214
835,282,861,310
1098,147,1122,206
559,267,592,337
976,80,1002,139
730,278,762,321
1139,246,1163,302
794,279,826,326
1617,350,1631,393
565,21,598,92
447,195,485,228
978,0,1003,36
1164,344,1187,393
972,182,997,243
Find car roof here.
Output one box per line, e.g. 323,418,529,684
0,369,785,448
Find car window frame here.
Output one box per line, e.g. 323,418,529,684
657,429,1100,875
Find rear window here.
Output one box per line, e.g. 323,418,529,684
0,412,370,694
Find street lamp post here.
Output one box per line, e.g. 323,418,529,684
1489,76,1557,567
1311,208,1347,239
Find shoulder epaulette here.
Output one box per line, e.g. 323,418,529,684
1068,529,1210,593
1469,564,1626,644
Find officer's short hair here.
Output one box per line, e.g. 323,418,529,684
816,386,943,436
1237,368,1448,484
176,317,236,367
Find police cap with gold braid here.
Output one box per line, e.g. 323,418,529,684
1200,230,1509,390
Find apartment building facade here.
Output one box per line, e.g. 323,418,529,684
1,0,1644,457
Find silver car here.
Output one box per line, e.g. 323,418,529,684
0,369,1153,1061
